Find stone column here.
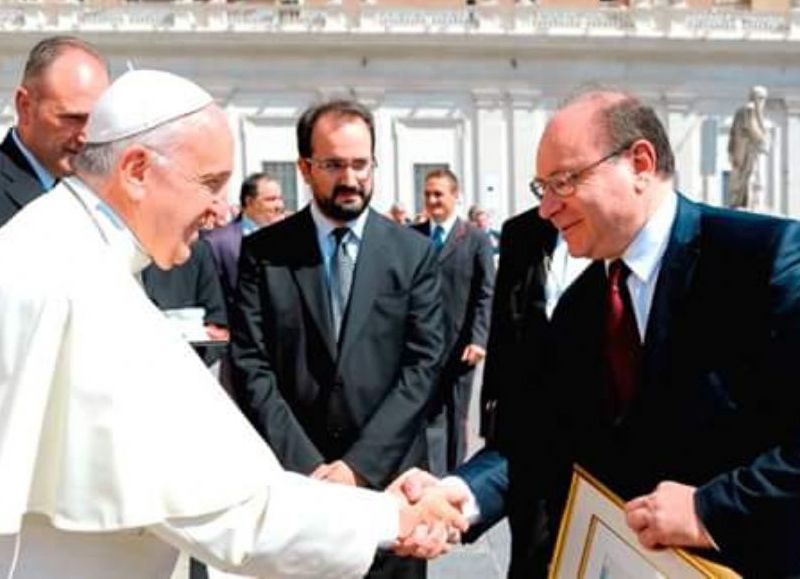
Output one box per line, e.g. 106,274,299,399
783,97,800,218
664,92,701,201
507,89,541,218
472,89,509,222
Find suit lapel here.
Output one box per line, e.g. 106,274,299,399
0,131,45,211
337,210,386,363
289,209,337,360
526,221,558,319
642,194,701,390
438,218,466,262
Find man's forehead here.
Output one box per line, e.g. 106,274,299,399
313,112,370,141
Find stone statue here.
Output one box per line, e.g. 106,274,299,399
727,85,770,210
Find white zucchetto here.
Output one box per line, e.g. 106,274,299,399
86,70,214,144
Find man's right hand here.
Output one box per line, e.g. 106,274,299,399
387,468,470,559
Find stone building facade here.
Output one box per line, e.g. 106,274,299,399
0,1,799,223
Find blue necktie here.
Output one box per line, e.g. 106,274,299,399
432,225,445,253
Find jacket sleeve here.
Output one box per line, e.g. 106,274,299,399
469,230,496,348
694,221,800,574
342,244,445,488
229,241,325,474
195,239,228,328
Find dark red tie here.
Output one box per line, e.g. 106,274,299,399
604,260,642,415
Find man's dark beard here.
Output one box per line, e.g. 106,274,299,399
317,185,372,222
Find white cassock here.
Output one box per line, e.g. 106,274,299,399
0,178,398,578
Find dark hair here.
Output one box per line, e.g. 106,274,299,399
22,36,107,84
425,167,459,191
296,99,375,159
239,172,274,208
599,97,675,177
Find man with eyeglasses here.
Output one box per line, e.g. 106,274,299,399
230,99,447,578
396,89,800,577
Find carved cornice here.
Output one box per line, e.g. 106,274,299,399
0,4,796,44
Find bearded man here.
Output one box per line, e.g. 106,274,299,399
230,99,445,579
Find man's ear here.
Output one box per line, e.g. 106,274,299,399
630,139,657,191
298,157,312,186
117,145,152,201
15,86,31,128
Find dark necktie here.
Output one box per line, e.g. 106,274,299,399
330,227,354,340
604,259,642,415
432,224,445,253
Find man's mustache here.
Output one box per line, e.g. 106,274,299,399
333,186,365,200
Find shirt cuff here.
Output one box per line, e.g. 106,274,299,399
376,493,401,549
440,476,481,523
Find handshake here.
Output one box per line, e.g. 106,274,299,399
385,468,472,559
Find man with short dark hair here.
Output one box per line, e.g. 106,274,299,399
0,36,109,227
231,99,446,579
412,169,494,475
205,172,285,313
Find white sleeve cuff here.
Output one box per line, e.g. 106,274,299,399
440,476,481,523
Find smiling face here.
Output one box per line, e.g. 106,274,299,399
298,112,374,223
244,178,284,226
132,106,233,269
535,99,645,260
424,175,458,224
16,48,109,178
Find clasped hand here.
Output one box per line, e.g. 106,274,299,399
386,468,470,559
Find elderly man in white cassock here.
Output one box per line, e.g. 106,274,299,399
0,70,468,579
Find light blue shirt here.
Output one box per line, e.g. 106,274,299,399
239,214,261,237
545,191,678,340
309,200,369,285
430,212,458,244
11,129,56,191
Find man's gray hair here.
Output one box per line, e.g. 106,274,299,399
73,109,205,177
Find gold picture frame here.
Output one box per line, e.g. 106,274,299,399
548,465,740,579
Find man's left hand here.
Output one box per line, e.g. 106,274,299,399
461,344,486,366
310,460,364,486
625,481,714,550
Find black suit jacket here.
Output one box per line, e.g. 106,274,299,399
230,207,445,489
0,129,46,228
412,218,495,382
141,239,228,328
479,195,800,577
203,218,244,314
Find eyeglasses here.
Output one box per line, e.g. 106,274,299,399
529,142,632,201
304,157,377,175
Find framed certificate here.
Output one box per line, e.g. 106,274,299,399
549,466,740,579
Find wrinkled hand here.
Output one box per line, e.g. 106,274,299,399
310,460,364,486
460,344,486,366
391,483,470,559
625,481,714,550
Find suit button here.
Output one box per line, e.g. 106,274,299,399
330,428,343,439
333,380,344,390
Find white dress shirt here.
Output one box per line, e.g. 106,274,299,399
309,199,369,284
546,191,678,339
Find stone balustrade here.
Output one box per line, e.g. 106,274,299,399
0,3,797,40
